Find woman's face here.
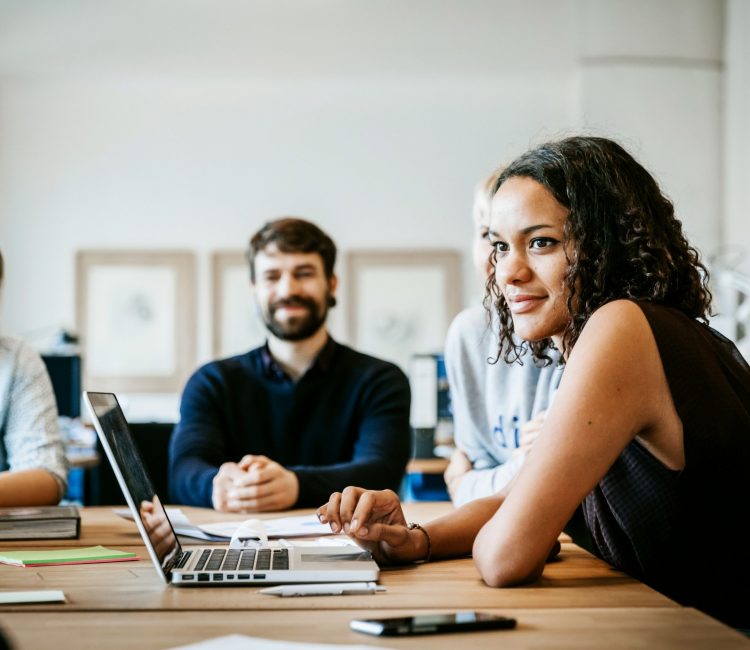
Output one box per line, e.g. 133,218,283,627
490,176,571,350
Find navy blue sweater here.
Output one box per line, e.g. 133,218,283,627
168,340,411,508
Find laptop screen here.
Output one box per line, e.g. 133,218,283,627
85,392,180,579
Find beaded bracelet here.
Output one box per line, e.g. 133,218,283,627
407,522,432,563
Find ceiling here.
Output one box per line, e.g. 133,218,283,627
0,0,577,80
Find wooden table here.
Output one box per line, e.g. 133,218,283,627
406,458,450,474
1,505,748,648
2,608,748,649
0,504,673,611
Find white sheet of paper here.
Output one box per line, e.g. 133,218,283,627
0,590,66,604
170,634,384,650
113,508,228,541
200,515,331,539
114,509,331,541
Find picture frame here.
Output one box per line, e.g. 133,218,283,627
346,250,462,371
75,250,196,393
211,250,267,358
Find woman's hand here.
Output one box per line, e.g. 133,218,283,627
317,487,429,565
444,448,472,501
512,410,547,458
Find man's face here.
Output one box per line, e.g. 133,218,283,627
252,244,337,341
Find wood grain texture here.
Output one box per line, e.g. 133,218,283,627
1,608,747,650
0,505,674,612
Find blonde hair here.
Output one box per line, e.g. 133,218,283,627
472,166,504,224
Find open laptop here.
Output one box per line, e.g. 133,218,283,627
83,391,380,587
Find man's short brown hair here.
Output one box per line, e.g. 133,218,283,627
247,217,337,283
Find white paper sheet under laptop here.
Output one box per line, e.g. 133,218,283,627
83,391,379,587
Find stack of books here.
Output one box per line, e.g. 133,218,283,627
0,505,81,540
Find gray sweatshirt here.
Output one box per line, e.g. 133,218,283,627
444,306,563,506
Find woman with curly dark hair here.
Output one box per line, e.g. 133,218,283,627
488,136,713,364
318,136,750,629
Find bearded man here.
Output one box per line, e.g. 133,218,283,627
169,218,411,511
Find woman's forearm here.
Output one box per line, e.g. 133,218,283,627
0,468,61,506
421,494,503,560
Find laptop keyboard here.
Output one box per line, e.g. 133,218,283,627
177,547,289,572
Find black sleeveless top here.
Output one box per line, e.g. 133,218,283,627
581,302,750,628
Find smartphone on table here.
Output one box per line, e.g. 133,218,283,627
349,611,516,636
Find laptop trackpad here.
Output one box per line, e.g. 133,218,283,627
300,551,373,563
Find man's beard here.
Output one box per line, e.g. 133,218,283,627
263,295,330,341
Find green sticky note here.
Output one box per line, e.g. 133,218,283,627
0,545,136,566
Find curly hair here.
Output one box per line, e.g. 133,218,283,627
485,136,712,364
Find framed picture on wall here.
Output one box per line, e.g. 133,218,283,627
211,250,267,359
75,250,196,393
346,250,462,371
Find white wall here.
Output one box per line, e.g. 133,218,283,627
0,0,733,417
0,76,574,347
724,0,750,271
0,1,580,358
577,0,723,253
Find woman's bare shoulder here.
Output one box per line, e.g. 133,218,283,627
588,299,648,325
564,299,664,403
576,300,654,353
